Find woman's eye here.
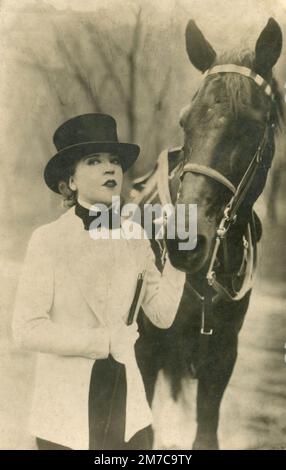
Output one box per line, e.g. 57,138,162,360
87,158,100,165
112,158,120,165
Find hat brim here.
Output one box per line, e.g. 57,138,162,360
44,141,140,193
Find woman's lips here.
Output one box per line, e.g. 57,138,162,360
102,179,117,188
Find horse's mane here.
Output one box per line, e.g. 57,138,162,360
203,49,285,132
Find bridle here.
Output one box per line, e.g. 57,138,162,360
178,64,274,337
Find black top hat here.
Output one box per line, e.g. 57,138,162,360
44,113,140,193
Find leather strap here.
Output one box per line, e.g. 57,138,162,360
156,149,173,206
210,222,255,301
203,64,274,99
181,163,236,194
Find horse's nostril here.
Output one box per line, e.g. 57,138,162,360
166,233,209,273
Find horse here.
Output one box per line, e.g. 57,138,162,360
133,17,284,449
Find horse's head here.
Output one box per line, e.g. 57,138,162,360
167,18,283,273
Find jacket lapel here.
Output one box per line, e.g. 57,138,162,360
59,208,109,326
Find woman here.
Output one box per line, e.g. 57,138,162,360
13,113,186,450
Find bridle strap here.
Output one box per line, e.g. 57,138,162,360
226,126,269,220
207,222,255,301
203,64,274,100
181,163,236,194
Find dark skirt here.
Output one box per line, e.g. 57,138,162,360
37,355,153,450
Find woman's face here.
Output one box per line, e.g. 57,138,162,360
70,152,123,206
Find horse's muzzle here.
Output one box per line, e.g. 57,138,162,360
166,235,208,273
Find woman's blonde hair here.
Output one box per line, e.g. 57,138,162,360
58,164,77,208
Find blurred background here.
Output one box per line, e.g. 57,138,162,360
0,0,285,449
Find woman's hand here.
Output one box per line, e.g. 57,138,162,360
110,322,139,364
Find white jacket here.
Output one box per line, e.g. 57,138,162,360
13,206,186,449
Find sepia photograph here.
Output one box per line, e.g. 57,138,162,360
0,0,286,452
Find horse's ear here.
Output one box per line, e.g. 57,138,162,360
185,19,216,72
254,18,282,77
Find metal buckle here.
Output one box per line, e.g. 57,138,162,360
206,270,216,286
223,206,231,220
200,327,213,335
